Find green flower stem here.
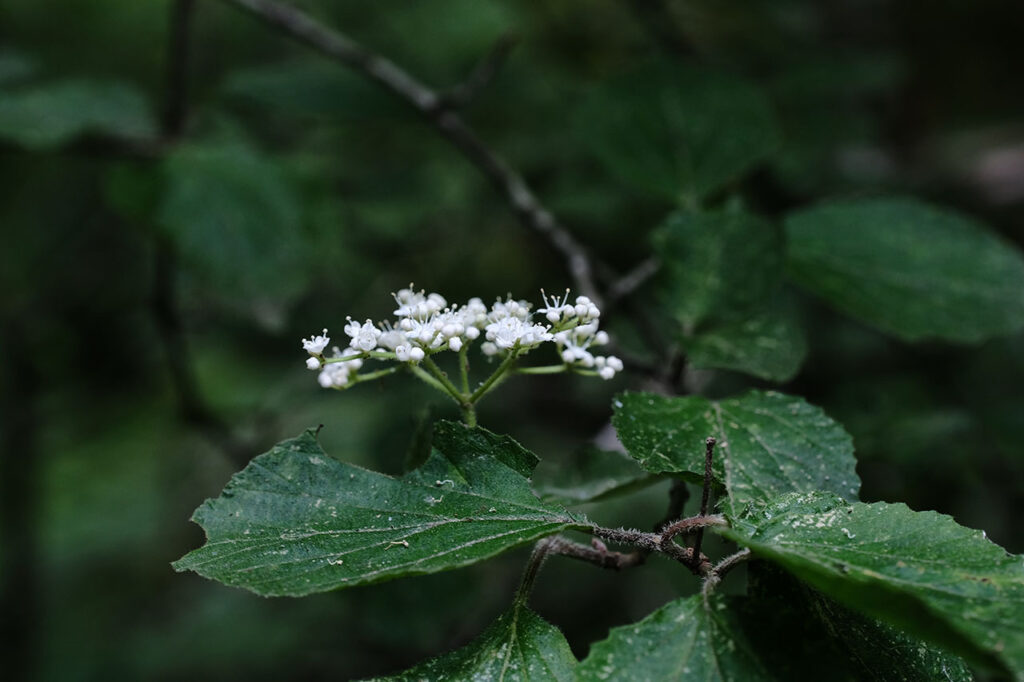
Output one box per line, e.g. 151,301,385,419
351,366,400,384
458,344,470,394
408,364,457,399
422,356,466,404
323,350,395,364
515,364,568,375
469,348,520,405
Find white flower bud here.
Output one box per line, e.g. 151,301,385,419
409,347,425,362
306,357,320,370
449,337,463,352
599,366,615,380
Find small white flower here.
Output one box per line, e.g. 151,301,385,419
306,356,321,370
449,337,463,352
485,317,552,349
345,318,382,352
302,328,331,355
481,341,498,356
598,366,615,380
409,347,425,362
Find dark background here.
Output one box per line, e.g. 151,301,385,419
1,0,1023,679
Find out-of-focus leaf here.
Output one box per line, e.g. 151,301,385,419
157,138,309,314
371,599,576,681
174,422,587,596
533,446,657,505
653,209,783,329
0,79,156,149
576,63,781,203
723,491,1024,678
612,391,859,511
685,294,807,382
785,197,1024,342
652,209,806,381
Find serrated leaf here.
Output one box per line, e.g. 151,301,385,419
576,63,781,203
174,422,587,597
785,197,1024,342
157,138,309,316
685,294,807,382
0,79,156,149
612,391,859,511
722,491,1024,679
370,600,576,681
533,446,658,506
578,594,774,681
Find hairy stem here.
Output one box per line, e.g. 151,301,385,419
692,436,716,560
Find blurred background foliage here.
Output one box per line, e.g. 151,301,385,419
1,0,1023,679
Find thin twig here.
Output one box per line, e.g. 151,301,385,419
222,0,603,305
515,536,558,605
606,256,660,304
661,513,726,544
692,437,716,560
548,536,646,571
442,33,518,108
701,548,752,606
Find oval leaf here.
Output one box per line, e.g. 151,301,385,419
785,197,1024,342
174,422,587,596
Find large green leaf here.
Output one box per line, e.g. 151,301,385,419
157,138,310,315
371,599,576,681
576,63,781,203
722,491,1024,678
174,422,587,597
533,446,658,506
578,595,774,681
612,391,858,510
652,210,806,381
785,197,1024,342
0,79,156,149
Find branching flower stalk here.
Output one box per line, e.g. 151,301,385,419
301,286,623,426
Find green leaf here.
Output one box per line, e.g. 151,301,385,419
785,197,1024,342
371,600,576,681
748,563,973,682
578,594,775,681
533,446,658,506
653,209,783,330
684,294,807,382
576,63,781,203
652,210,806,381
157,138,310,316
612,391,859,511
722,491,1024,678
174,422,587,597
0,79,156,149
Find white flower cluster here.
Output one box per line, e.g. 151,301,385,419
300,286,623,388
